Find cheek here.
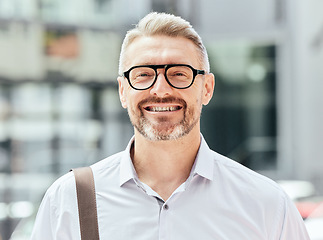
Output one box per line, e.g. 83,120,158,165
126,92,143,112
191,87,204,106
185,95,203,116
122,86,136,106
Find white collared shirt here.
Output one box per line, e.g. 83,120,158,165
31,136,310,240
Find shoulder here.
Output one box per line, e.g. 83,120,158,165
209,151,298,233
45,151,124,203
205,150,308,239
43,171,77,209
91,151,124,174
210,150,286,202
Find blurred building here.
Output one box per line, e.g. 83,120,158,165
0,0,323,239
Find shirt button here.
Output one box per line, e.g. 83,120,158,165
164,204,169,210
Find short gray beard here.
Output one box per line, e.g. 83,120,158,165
136,117,193,141
129,96,200,141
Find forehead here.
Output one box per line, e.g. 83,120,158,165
124,35,200,68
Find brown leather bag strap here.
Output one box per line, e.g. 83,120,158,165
72,167,100,240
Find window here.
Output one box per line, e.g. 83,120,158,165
202,42,277,171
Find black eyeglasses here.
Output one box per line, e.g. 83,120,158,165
122,64,205,90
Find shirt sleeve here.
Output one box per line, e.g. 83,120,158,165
272,192,310,240
30,189,56,240
30,172,81,240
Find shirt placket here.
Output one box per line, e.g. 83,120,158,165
159,201,171,240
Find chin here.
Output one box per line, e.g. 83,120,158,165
140,121,198,141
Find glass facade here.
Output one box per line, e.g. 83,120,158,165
0,81,134,238
202,42,277,171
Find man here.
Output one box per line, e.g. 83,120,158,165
31,12,309,239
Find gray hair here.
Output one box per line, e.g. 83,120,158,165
118,12,210,75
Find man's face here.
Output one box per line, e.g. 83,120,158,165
118,35,214,141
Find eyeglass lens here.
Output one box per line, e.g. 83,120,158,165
129,66,194,90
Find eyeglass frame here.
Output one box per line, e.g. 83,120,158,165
122,64,206,90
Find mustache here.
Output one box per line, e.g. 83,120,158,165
138,96,187,108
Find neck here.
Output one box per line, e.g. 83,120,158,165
131,128,201,200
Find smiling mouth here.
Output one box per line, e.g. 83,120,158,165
144,106,182,112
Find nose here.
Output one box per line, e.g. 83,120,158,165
149,71,173,97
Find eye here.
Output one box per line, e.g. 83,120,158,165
134,72,154,81
169,71,189,79
130,67,155,80
167,66,192,79
173,72,186,76
137,72,152,77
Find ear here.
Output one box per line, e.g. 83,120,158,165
202,73,215,106
118,76,128,109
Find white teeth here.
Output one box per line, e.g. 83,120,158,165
150,106,179,112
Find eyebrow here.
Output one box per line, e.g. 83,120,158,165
132,61,191,66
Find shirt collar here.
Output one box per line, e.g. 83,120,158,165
119,134,214,187
190,134,214,181
119,136,138,187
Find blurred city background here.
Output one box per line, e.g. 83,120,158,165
0,0,322,239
